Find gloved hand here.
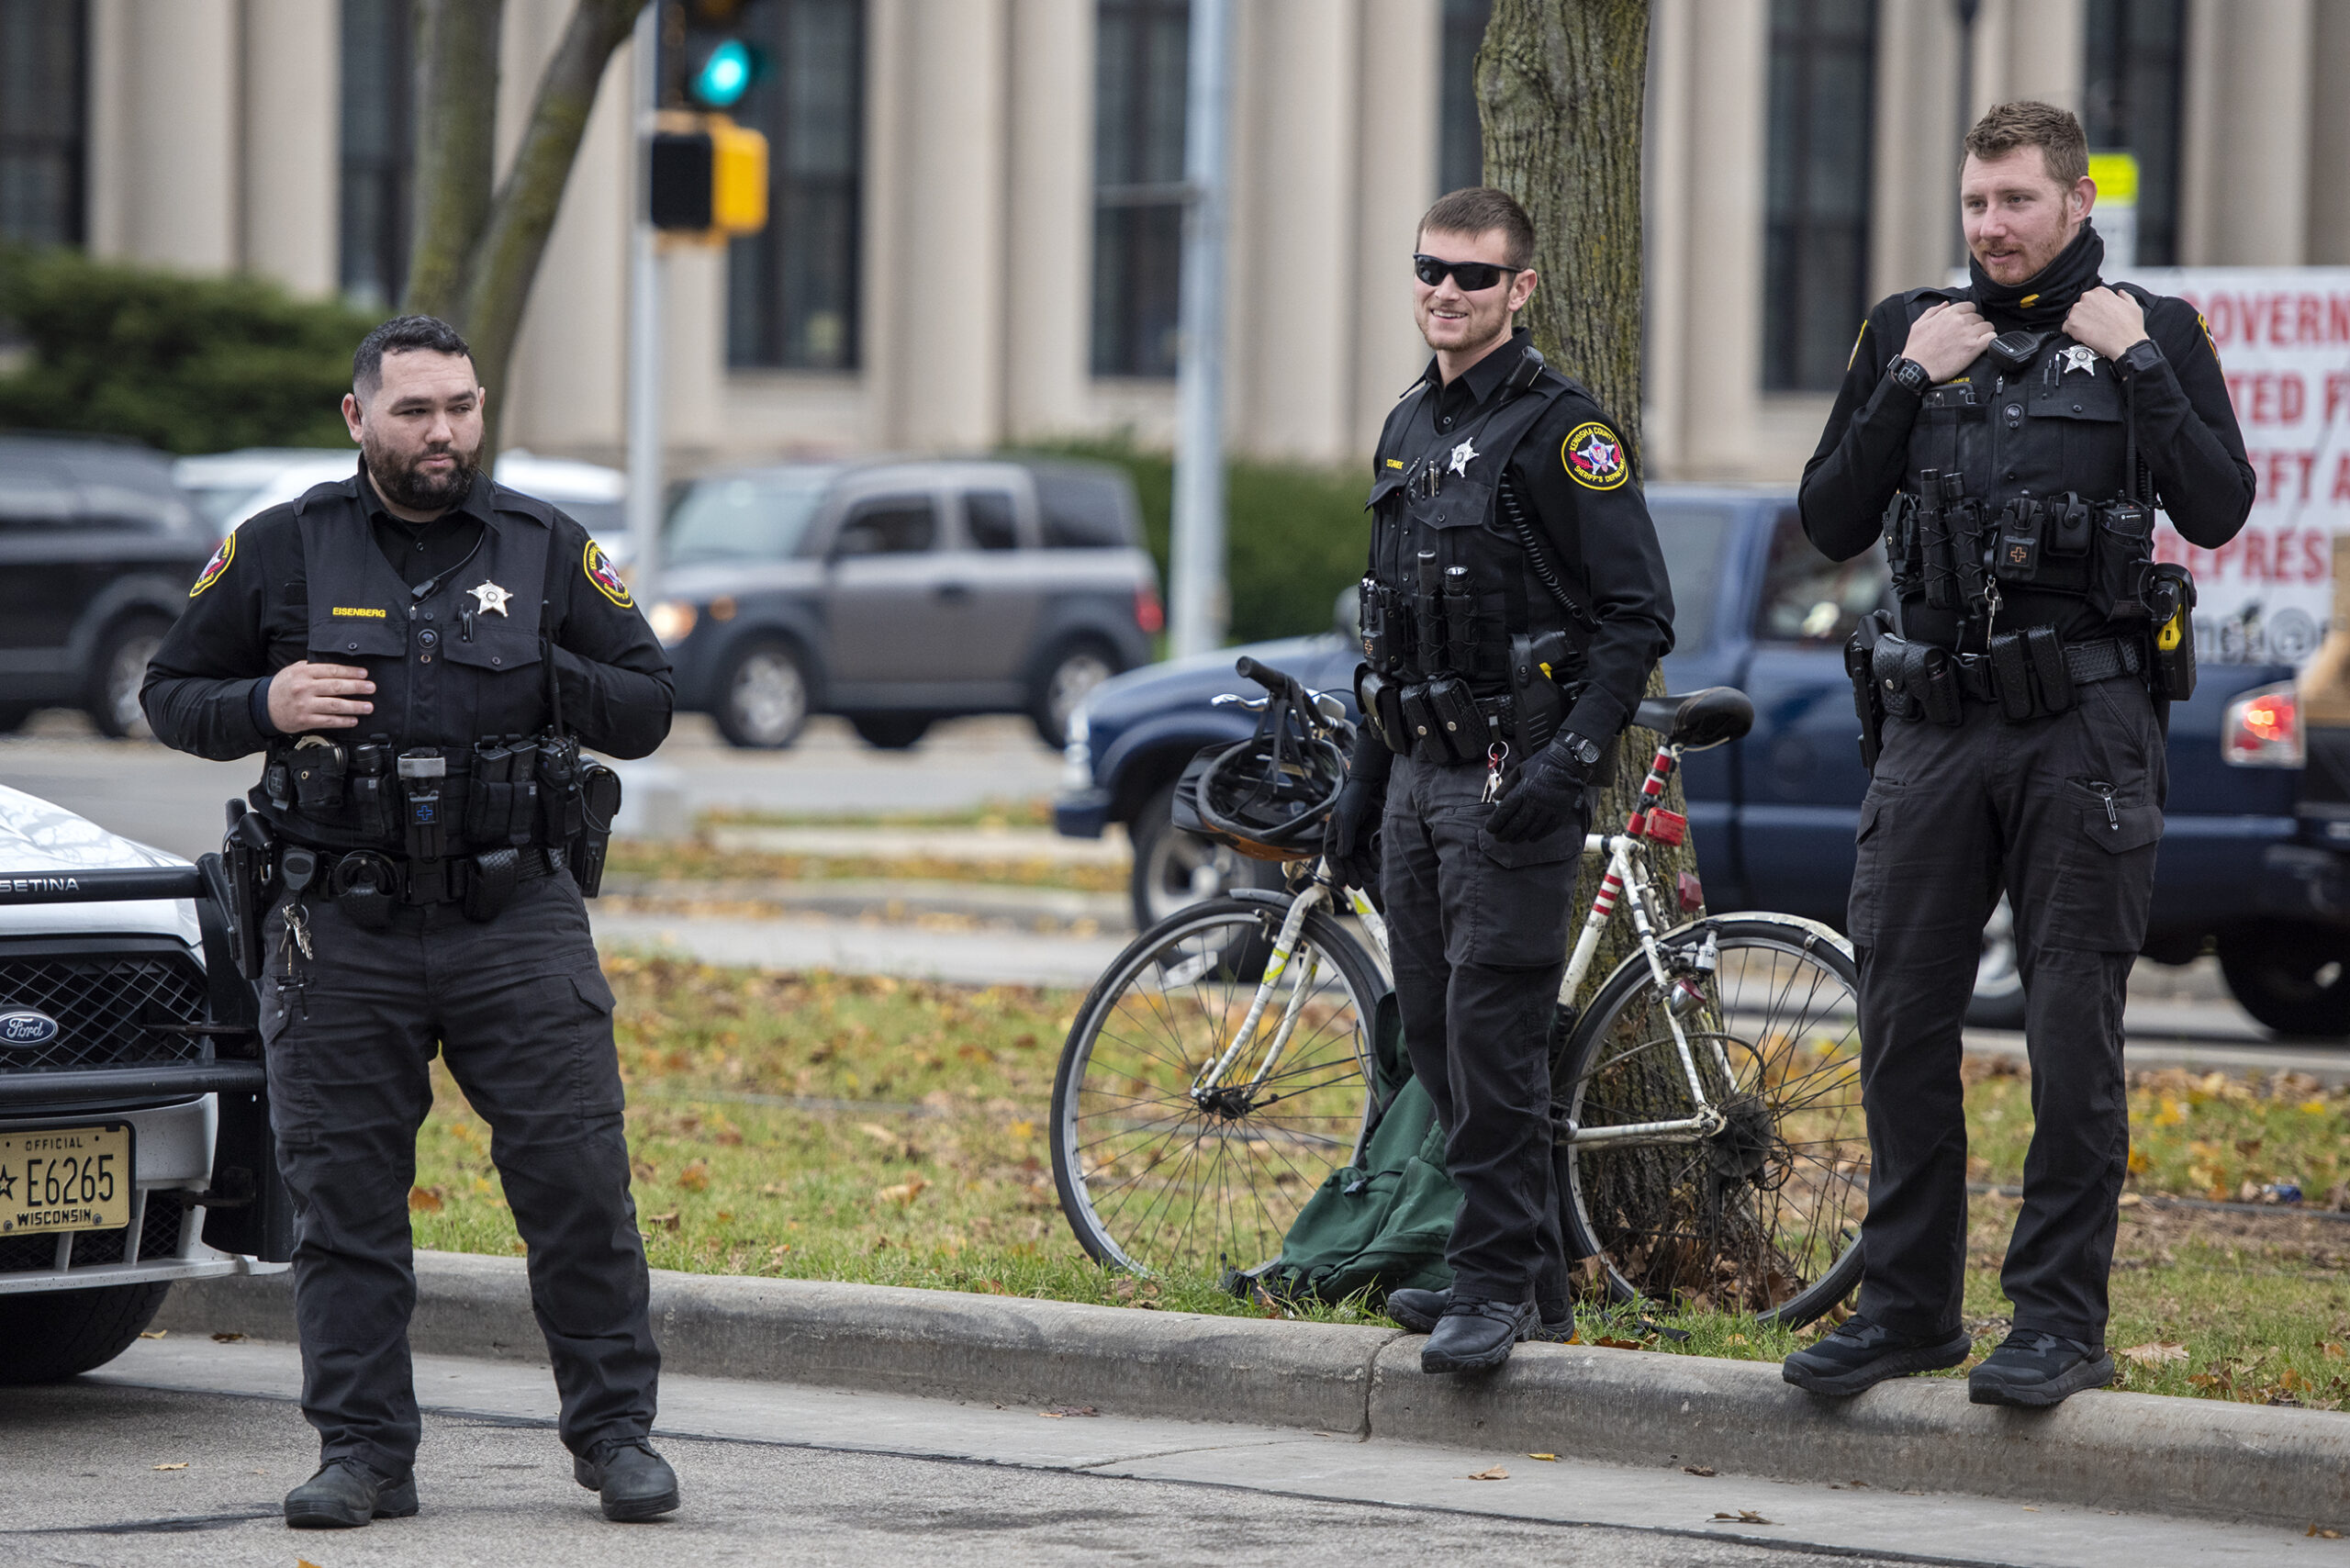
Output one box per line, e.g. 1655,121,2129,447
1485,736,1592,844
1323,730,1392,893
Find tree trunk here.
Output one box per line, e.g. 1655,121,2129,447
401,0,645,457
1476,0,1702,1011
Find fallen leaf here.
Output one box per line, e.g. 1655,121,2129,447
138,1329,167,1340
2306,1524,2342,1539
210,1332,244,1344
714,1210,734,1223
677,1159,711,1193
153,1462,187,1471
1010,1120,1035,1139
1038,1406,1099,1418
877,1177,928,1207
2322,1342,2346,1361
1712,1509,1774,1524
2118,1191,2143,1206
407,1185,443,1213
1526,1453,1557,1462
648,1211,681,1231
1466,1466,1509,1481
758,1182,791,1196
1592,1336,1647,1350
857,1122,897,1144
2118,1341,2189,1367
1684,1465,1717,1477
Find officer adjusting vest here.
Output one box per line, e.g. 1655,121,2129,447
259,479,556,854
1888,288,2154,649
1364,346,1579,696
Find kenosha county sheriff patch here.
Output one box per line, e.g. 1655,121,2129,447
584,539,632,608
1562,421,1628,490
188,532,234,597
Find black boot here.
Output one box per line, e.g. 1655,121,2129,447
1420,1297,1536,1373
1392,1287,1573,1341
575,1436,681,1521
283,1459,418,1529
1967,1330,2113,1407
1781,1314,1973,1396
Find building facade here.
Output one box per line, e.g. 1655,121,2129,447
4,0,2345,482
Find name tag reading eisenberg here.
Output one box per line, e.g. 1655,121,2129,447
0,1124,132,1235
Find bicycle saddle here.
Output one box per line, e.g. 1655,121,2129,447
1631,686,1754,751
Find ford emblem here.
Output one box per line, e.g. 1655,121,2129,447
0,1011,60,1047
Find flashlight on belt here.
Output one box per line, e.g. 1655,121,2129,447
397,750,447,862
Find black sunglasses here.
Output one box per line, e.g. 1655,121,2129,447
1413,253,1521,291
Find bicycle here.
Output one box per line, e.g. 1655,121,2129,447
1048,660,1868,1328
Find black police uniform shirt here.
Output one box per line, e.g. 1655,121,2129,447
1372,326,1676,751
142,464,673,773
1799,222,2254,648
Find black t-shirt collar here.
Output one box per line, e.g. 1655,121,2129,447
355,462,495,530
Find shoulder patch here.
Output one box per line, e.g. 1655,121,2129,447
1847,318,1868,372
189,532,235,598
583,539,632,608
1561,421,1629,491
2197,310,2221,367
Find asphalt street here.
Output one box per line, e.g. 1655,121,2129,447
0,1335,2318,1568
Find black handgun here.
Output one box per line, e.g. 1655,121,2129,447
224,801,273,980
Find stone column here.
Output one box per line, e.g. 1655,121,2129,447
1002,0,1094,442
241,0,339,297
1349,0,1440,463
2177,0,2316,264
91,0,241,272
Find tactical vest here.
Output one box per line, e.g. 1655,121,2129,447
1357,345,1591,764
1886,290,2155,650
256,481,563,857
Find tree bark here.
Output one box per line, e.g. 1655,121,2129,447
404,0,506,324
1476,0,1703,1011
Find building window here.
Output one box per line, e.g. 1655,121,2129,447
340,0,413,310
1762,0,1876,393
1438,0,1491,196
0,0,87,248
2083,0,2185,268
1091,0,1189,379
726,0,864,371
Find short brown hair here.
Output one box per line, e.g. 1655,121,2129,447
1417,187,1535,270
1963,100,2088,188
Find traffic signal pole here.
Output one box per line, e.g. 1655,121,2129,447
626,0,665,609
1167,0,1232,660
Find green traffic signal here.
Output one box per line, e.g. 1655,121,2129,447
691,39,753,109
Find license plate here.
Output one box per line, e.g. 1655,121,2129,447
0,1124,132,1236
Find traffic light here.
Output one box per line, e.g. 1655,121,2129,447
675,0,762,110
649,113,768,239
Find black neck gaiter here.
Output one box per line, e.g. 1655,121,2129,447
1968,221,2105,330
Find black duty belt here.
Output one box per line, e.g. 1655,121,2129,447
310,844,563,907
1938,635,2142,703
1870,629,2144,728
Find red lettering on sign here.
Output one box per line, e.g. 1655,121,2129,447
2334,454,2350,505
2244,530,2271,581
2329,373,2350,426
2299,296,2323,344
2333,295,2350,342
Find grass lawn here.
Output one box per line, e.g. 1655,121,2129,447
410,958,2350,1404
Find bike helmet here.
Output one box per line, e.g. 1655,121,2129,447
1171,661,1349,861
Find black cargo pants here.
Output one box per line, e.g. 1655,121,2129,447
1381,753,1587,1307
1849,674,2165,1347
258,869,657,1479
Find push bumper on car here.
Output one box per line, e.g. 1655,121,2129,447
1054,790,1113,840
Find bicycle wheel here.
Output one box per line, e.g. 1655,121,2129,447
1557,913,1867,1327
1051,893,1387,1276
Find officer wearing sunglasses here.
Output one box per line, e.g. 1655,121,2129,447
1324,185,1674,1374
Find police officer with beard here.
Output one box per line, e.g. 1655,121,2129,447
142,317,679,1527
1323,187,1674,1373
1782,105,2252,1406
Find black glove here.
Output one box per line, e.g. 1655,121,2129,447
1485,736,1592,844
1323,731,1391,892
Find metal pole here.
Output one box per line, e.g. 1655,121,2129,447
625,1,666,609
1168,0,1232,660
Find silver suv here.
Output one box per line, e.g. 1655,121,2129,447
644,458,1161,750
0,787,285,1383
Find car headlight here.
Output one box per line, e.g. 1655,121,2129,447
1060,706,1094,792
646,599,698,645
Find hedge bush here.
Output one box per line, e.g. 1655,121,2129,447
0,246,375,454
1013,436,1369,646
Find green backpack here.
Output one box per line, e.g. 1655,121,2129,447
1239,991,1461,1305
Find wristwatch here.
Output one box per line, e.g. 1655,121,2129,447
1561,732,1604,770
1886,356,1932,397
2114,338,2165,382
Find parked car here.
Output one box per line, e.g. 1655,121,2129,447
1057,486,2348,1036
644,457,1161,751
0,435,218,739
173,446,630,550
0,785,287,1383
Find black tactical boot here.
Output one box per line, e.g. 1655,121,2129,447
575,1436,681,1521
1420,1296,1537,1373
283,1459,419,1529
1781,1314,1973,1396
1967,1330,2113,1407
1391,1287,1574,1341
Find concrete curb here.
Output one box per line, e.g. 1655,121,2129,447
153,1253,2350,1529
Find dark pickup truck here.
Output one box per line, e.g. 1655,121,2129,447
1056,486,2349,1036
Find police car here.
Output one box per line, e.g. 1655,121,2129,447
0,784,285,1384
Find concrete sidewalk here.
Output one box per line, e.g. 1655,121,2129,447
153,1252,2350,1537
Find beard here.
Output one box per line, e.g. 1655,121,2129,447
364,434,482,512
